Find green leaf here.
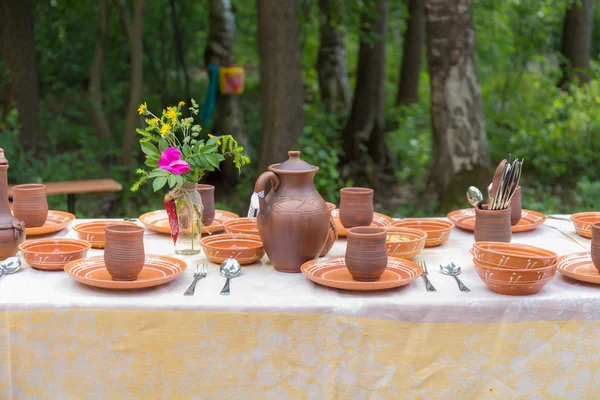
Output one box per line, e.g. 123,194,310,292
183,144,192,157
158,138,168,152
206,154,220,169
207,136,220,146
145,158,158,167
167,174,177,187
153,176,167,192
201,144,218,154
215,154,225,162
148,169,168,178
175,175,185,186
141,141,160,157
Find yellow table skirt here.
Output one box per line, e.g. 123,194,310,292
1,309,598,399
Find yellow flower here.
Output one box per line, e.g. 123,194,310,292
137,102,148,115
160,123,171,136
165,107,178,120
149,118,159,126
178,101,186,107
208,134,221,145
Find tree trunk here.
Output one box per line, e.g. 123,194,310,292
317,0,351,113
89,0,112,140
121,0,145,165
168,0,191,99
0,0,39,151
256,0,305,172
559,0,593,88
342,0,393,187
424,0,490,205
396,0,424,105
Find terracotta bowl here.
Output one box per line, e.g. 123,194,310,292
571,212,600,239
472,242,557,269
384,227,427,260
222,218,259,235
200,234,265,265
391,219,454,247
473,257,557,284
479,276,553,296
73,221,140,248
19,238,90,271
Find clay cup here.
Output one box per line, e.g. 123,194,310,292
345,226,388,281
339,187,374,229
474,205,512,243
592,222,600,272
104,224,145,281
196,184,216,226
12,184,48,228
510,186,522,226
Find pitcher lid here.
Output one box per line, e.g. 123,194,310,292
274,151,315,171
0,148,7,165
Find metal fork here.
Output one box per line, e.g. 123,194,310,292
418,260,437,292
183,262,207,296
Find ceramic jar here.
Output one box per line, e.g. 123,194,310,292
254,151,329,273
0,149,25,258
319,202,338,257
510,186,522,226
474,205,512,243
345,227,388,281
12,184,48,228
339,187,374,228
592,222,600,272
104,224,145,281
196,184,215,226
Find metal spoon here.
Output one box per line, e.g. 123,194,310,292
219,258,241,296
0,257,22,280
467,186,483,208
440,262,470,292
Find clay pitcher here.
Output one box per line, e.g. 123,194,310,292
254,151,329,273
0,148,26,259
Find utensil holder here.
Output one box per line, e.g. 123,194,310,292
592,222,600,272
104,224,145,281
339,187,374,229
12,184,48,228
345,227,387,281
474,205,512,243
510,186,521,226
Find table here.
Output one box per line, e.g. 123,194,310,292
0,215,596,399
8,179,122,214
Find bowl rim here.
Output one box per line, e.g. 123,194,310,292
73,221,138,233
473,257,558,273
391,218,454,232
200,233,263,250
571,212,600,223
384,227,428,244
472,241,558,260
19,238,91,255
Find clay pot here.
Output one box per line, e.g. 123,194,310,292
12,184,48,228
592,222,600,272
319,202,338,257
345,227,388,281
339,187,374,229
254,151,329,273
104,224,145,281
510,186,522,226
196,184,215,226
474,205,512,243
0,149,25,258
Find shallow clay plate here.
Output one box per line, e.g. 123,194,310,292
19,238,90,270
139,209,239,235
331,209,393,238
24,210,75,236
557,252,599,284
301,256,422,291
64,255,187,290
570,212,600,239
447,208,546,233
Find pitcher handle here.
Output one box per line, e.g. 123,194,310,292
254,171,280,214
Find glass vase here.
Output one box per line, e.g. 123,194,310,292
172,182,203,255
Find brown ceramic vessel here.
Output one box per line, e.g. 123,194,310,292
12,183,48,228
19,239,90,271
345,227,388,281
254,151,329,273
474,205,512,243
0,149,25,258
339,187,374,229
510,186,522,226
592,222,600,272
196,184,215,226
320,202,338,257
104,224,145,281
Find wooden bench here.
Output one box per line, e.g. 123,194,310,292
8,179,122,214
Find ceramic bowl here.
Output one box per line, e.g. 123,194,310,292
384,227,427,260
473,257,557,284
391,219,454,247
222,218,259,235
471,242,557,269
73,221,140,248
200,234,264,265
571,212,600,239
478,276,553,295
19,238,90,271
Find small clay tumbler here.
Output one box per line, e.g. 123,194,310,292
319,202,338,257
104,224,145,281
510,186,522,226
339,187,374,229
592,222,600,272
474,205,512,243
345,226,388,281
12,184,48,228
196,184,215,226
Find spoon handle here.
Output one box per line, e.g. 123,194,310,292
220,278,231,296
453,275,470,292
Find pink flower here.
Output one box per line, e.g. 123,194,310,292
158,147,190,175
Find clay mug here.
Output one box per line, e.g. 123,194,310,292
12,184,48,228
104,224,145,281
319,202,338,257
474,205,512,243
339,187,374,229
510,186,522,226
592,222,600,272
345,226,388,281
196,184,216,226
